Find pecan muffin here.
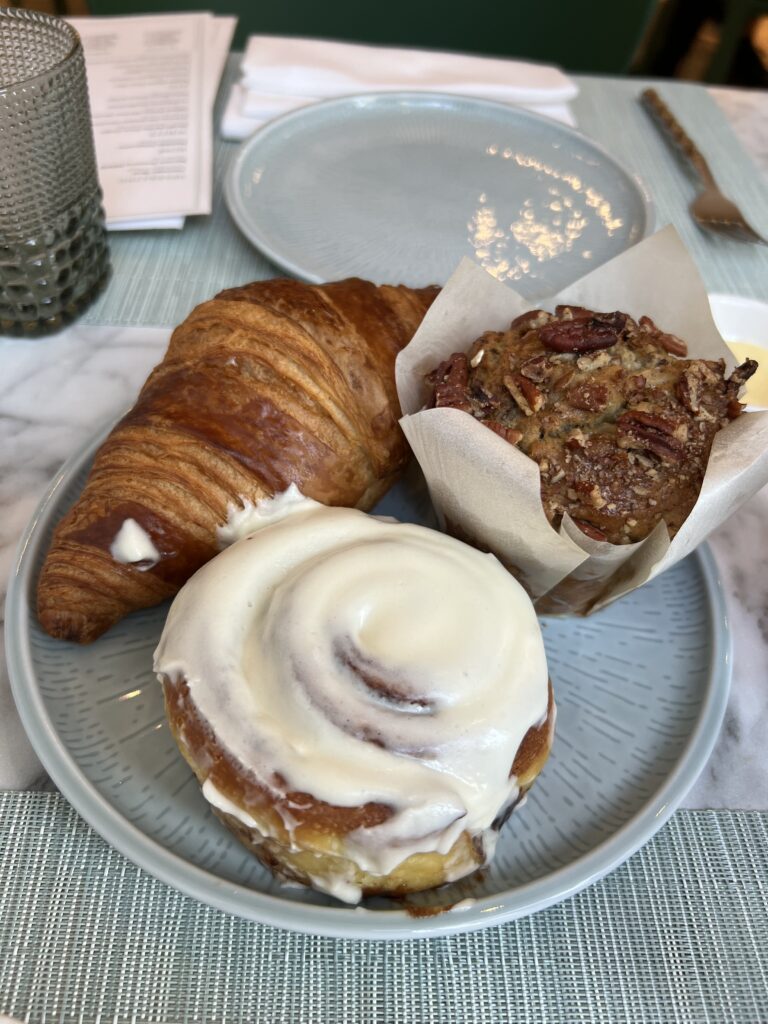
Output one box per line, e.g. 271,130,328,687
425,305,757,545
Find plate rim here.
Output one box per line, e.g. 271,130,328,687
6,420,730,941
223,89,655,284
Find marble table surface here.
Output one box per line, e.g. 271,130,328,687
1,83,767,810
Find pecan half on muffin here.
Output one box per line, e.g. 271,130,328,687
425,305,757,545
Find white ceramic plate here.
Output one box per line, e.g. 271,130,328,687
225,92,652,297
6,427,730,940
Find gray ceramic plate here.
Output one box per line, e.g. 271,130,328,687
225,92,652,296
7,426,729,941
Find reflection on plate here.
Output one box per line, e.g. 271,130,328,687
225,92,652,297
7,428,729,940
709,292,768,409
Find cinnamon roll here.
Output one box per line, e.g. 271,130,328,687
154,488,554,903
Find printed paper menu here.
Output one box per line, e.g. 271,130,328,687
69,13,235,229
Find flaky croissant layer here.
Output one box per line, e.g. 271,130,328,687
37,277,439,643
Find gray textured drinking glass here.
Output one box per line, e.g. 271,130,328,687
0,9,110,334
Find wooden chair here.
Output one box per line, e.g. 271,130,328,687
706,0,768,81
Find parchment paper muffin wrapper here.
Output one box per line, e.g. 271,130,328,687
396,226,768,614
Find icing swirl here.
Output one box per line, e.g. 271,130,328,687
154,489,550,888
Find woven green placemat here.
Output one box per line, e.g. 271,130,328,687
1,793,766,1023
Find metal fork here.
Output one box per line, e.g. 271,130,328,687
640,87,767,246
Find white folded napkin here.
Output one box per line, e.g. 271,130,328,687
242,35,577,102
222,35,578,140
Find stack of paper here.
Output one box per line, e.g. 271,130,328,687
69,13,235,230
221,35,579,141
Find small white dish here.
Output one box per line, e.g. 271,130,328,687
709,292,768,410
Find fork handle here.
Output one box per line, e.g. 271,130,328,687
640,88,717,188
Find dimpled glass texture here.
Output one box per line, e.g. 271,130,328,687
0,9,109,333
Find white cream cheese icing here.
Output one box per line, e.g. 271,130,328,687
449,898,477,912
216,486,308,549
110,518,160,569
202,778,259,830
154,490,549,899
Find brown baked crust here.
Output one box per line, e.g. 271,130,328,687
36,278,439,643
160,673,554,899
426,306,757,545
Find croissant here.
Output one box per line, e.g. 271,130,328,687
37,277,439,643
